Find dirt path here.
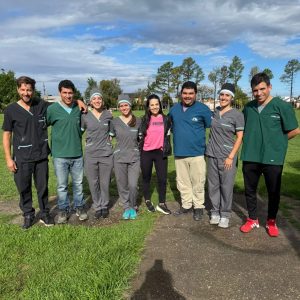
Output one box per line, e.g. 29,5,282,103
128,194,300,300
1,194,300,299
0,196,123,227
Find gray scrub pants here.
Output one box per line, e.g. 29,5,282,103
207,156,237,218
84,155,113,211
114,160,140,210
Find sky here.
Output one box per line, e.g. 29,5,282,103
0,0,299,98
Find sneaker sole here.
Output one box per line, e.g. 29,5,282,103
218,223,229,228
156,206,171,215
57,219,68,224
39,219,54,227
210,219,220,225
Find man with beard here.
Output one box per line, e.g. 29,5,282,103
169,81,212,221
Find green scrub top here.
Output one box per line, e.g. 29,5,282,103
241,97,298,165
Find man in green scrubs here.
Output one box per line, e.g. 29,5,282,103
240,72,300,237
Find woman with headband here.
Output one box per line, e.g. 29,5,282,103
109,95,141,220
205,83,244,228
81,91,113,219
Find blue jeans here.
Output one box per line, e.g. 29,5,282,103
53,157,84,210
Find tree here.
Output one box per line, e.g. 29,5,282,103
234,86,249,108
73,87,82,101
155,61,174,95
229,56,244,87
198,85,213,101
84,77,98,101
0,70,18,111
208,68,221,110
280,59,300,101
99,78,122,108
194,65,205,87
249,66,260,83
219,65,229,87
171,66,183,97
262,68,274,80
181,57,198,81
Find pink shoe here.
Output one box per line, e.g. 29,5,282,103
266,219,279,237
240,218,259,233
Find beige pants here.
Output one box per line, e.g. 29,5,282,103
175,156,206,209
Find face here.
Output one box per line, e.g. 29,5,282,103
219,92,233,108
59,87,74,107
119,102,131,116
17,83,34,103
148,98,160,116
181,88,196,106
252,82,272,104
90,95,103,109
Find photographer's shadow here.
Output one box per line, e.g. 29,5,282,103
131,259,185,300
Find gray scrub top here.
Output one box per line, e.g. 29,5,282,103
205,107,244,158
109,116,141,163
81,109,113,158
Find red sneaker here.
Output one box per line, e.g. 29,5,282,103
240,218,259,233
266,219,279,237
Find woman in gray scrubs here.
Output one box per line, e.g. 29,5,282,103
81,92,113,219
110,96,141,220
205,83,244,228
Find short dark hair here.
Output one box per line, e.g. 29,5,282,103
16,76,36,90
251,72,271,89
181,81,197,93
58,79,75,92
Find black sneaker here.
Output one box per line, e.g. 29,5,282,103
22,215,35,229
40,214,55,226
145,200,155,213
102,208,109,218
156,203,171,215
94,210,102,219
193,208,203,221
173,206,191,216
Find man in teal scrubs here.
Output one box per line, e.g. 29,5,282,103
240,72,300,237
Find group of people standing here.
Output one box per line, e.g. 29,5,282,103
3,73,299,238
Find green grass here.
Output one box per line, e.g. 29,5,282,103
0,110,159,299
0,109,299,299
0,216,156,300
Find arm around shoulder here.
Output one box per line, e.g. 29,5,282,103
288,128,300,140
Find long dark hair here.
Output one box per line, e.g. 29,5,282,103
142,94,164,130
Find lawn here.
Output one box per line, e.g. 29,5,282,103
0,108,299,299
0,110,161,300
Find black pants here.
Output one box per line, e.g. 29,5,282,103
242,162,283,220
14,159,49,217
141,150,168,203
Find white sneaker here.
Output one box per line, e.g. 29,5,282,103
218,217,229,228
210,215,220,225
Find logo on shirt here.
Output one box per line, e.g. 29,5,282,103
270,115,280,119
152,121,164,126
192,117,198,122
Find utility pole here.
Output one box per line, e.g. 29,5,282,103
43,82,46,96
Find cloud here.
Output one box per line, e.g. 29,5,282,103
0,0,299,95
